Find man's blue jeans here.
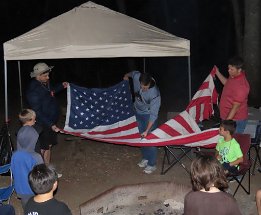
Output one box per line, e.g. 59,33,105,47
136,113,157,166
236,120,247,134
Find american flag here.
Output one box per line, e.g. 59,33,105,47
64,67,220,148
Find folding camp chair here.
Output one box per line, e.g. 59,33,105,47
0,164,14,204
249,124,261,175
228,133,251,196
161,145,194,175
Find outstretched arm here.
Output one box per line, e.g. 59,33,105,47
215,67,227,85
141,121,154,138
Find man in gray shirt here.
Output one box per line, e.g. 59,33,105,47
124,71,161,174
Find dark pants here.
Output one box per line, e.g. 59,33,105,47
0,204,15,215
222,162,239,175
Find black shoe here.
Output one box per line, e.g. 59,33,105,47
258,167,261,173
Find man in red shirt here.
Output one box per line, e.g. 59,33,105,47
215,56,250,133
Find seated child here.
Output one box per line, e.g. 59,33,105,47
216,120,243,174
24,164,72,215
184,154,242,215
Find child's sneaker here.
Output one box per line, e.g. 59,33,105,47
143,165,156,174
137,159,148,168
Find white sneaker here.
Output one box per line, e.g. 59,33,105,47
143,165,156,174
137,159,148,168
57,173,62,178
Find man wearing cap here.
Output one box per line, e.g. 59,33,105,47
26,62,68,165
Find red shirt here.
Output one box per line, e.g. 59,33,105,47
220,72,250,120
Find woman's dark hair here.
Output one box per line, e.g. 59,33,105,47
190,154,228,191
139,73,153,86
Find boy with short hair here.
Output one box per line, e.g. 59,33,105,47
216,120,243,174
24,164,72,215
18,109,36,125
16,108,43,164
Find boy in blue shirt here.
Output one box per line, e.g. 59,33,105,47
11,109,43,208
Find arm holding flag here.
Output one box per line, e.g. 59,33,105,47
142,91,161,137
214,66,227,85
212,65,241,120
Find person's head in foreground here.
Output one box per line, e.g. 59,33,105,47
190,154,228,192
219,119,236,137
29,164,58,195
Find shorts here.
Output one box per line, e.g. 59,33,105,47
37,125,58,150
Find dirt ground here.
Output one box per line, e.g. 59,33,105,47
1,100,260,215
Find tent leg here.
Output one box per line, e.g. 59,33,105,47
1,60,13,165
18,61,23,110
0,122,13,165
4,61,9,123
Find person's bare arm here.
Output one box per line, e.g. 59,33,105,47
215,150,221,161
256,189,261,215
230,156,243,167
226,102,241,119
215,67,227,85
51,125,60,132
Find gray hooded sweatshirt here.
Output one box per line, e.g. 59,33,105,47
16,125,43,164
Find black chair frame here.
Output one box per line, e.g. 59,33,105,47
161,145,193,175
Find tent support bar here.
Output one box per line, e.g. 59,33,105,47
4,60,8,122
188,56,191,101
18,61,23,110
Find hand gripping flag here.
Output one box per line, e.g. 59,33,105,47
63,67,220,148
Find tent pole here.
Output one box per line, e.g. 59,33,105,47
4,60,9,122
2,60,14,160
18,61,23,110
188,56,191,101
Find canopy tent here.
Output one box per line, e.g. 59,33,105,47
3,1,190,121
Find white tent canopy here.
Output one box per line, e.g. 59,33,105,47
2,1,191,121
3,1,190,60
